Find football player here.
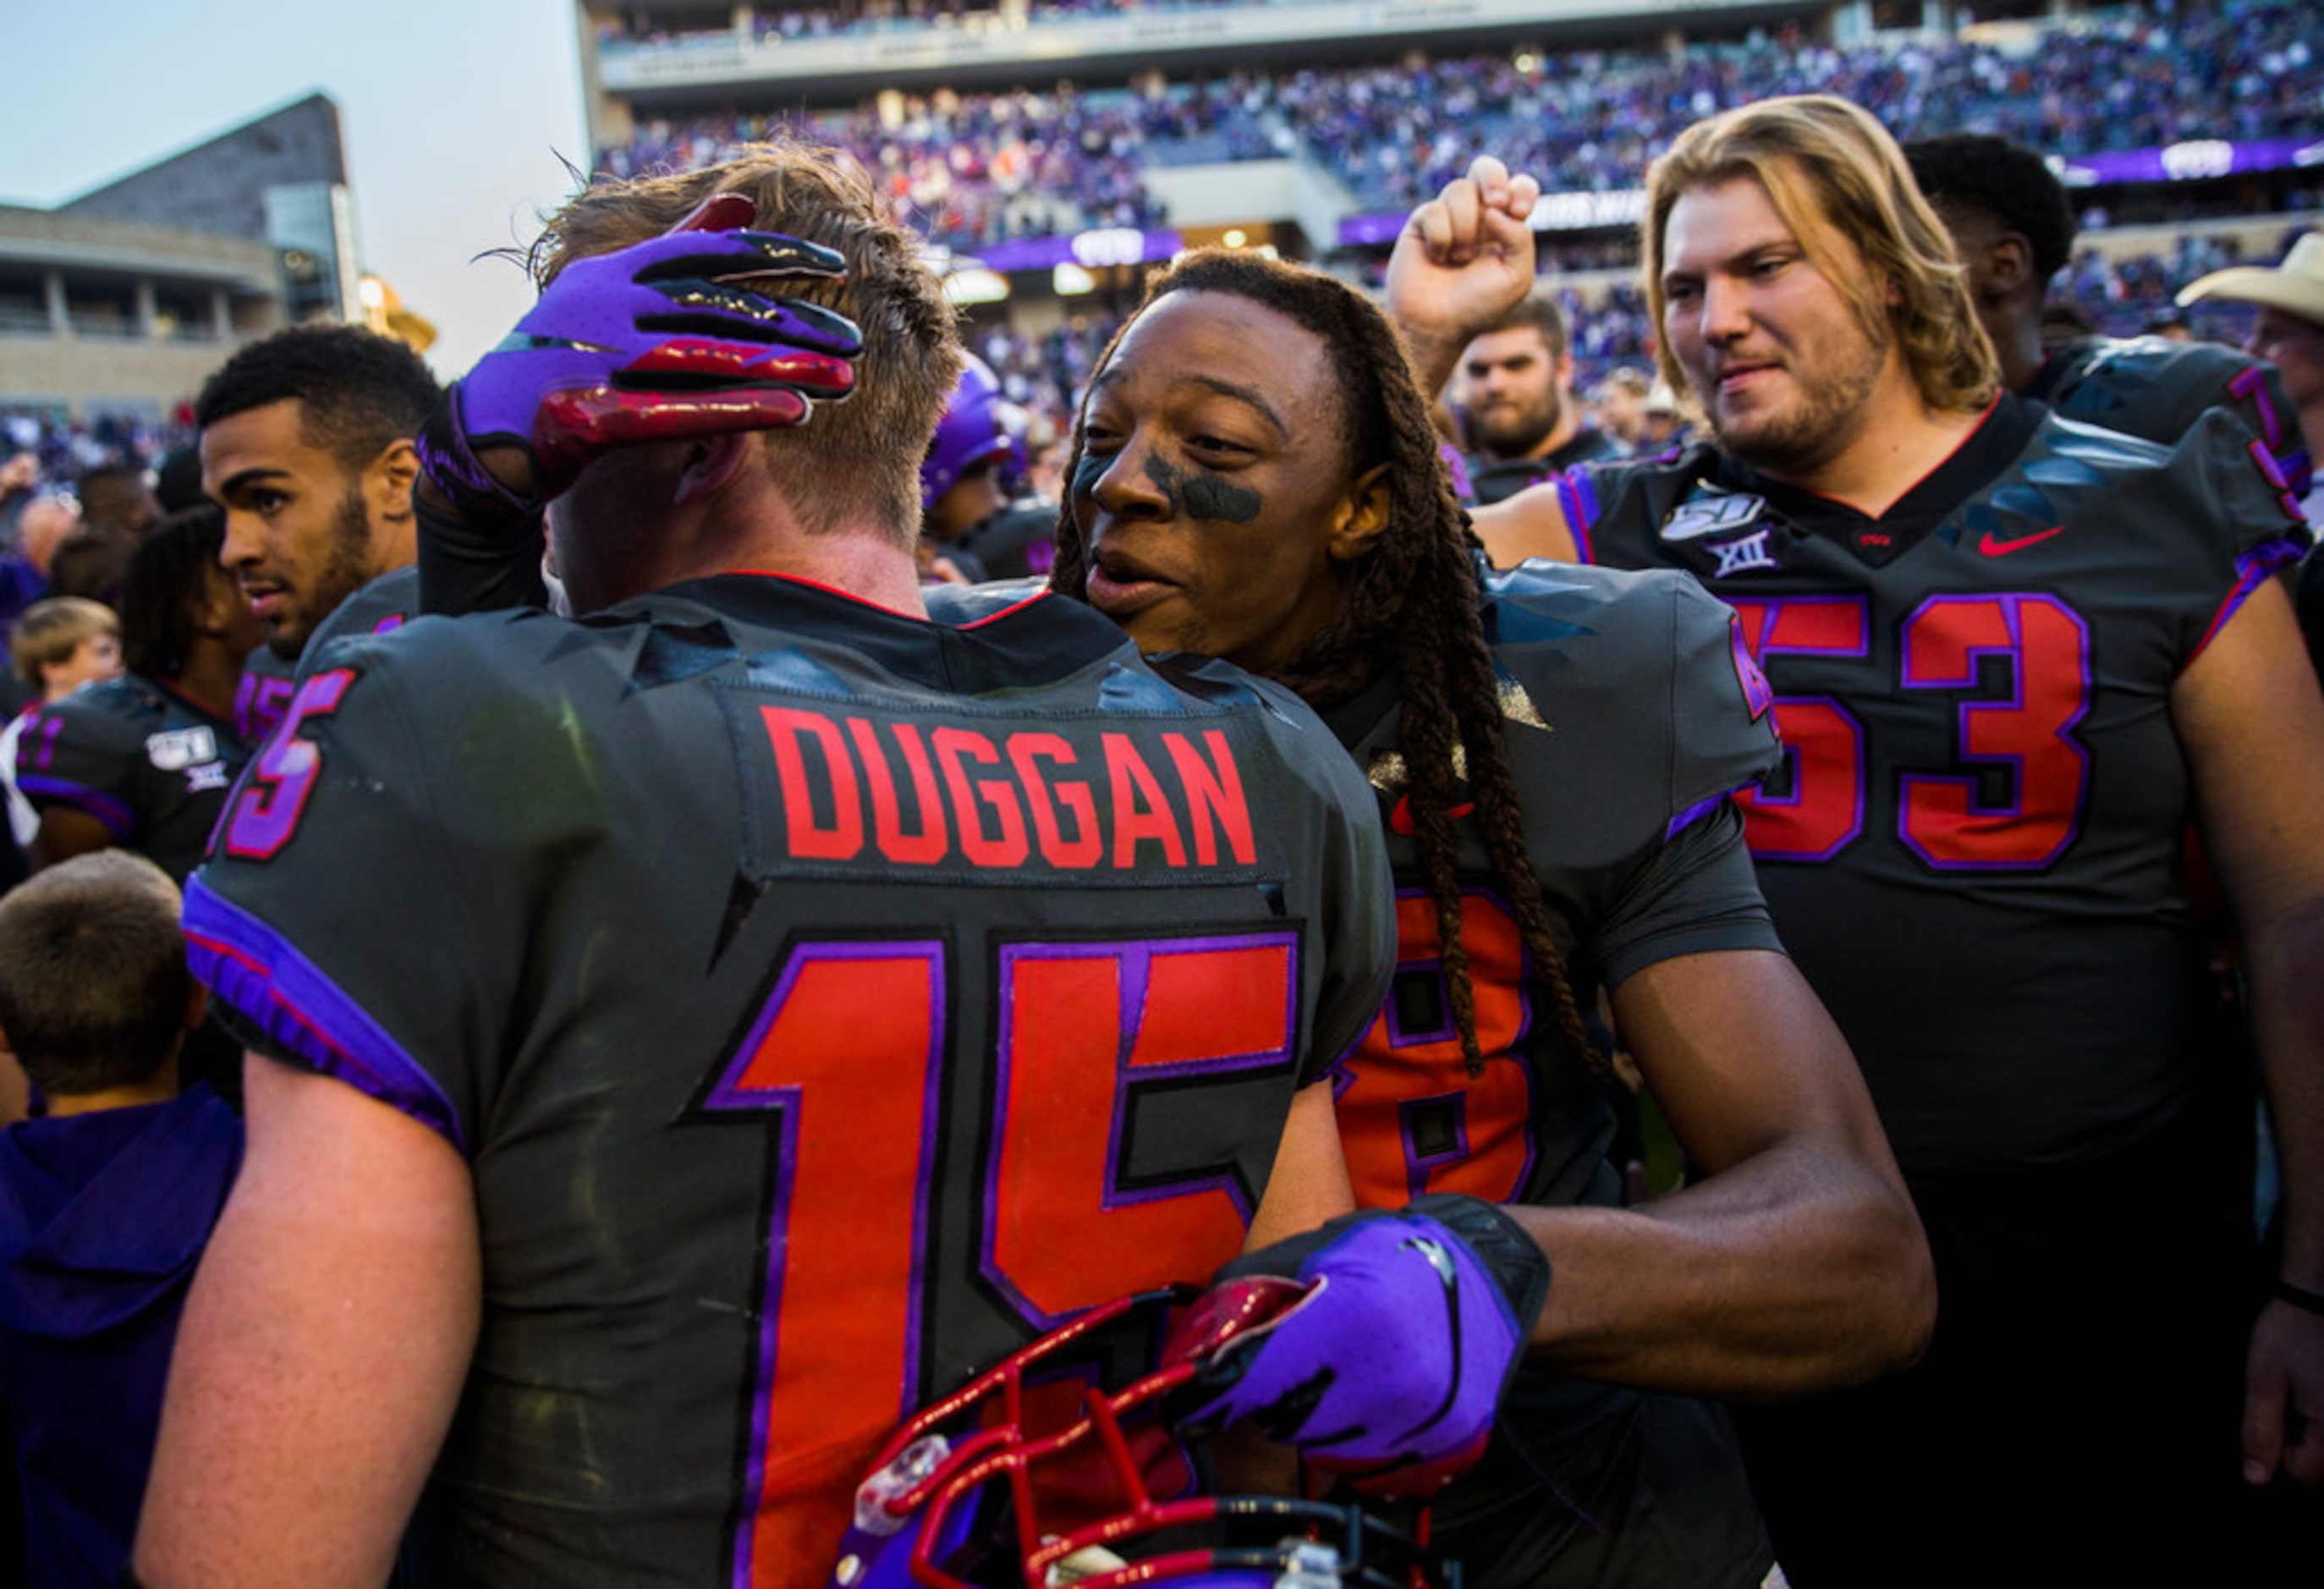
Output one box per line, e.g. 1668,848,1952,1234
1904,131,2310,500
1410,101,2324,1582
1040,245,1932,1586
14,504,261,886
135,148,1404,1588
1451,289,1626,504
195,324,440,741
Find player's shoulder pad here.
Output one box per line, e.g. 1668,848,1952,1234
1480,559,1780,818
297,564,420,672
1557,440,1721,559
1477,557,1709,679
2076,333,2262,393
32,675,159,747
2051,335,2284,445
923,575,1050,624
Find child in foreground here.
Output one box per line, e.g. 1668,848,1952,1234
0,851,240,1586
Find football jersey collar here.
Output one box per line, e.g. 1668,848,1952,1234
1712,393,2041,568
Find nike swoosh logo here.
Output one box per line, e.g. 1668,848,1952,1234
1390,796,1476,836
1979,526,2064,557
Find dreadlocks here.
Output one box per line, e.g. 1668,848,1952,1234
1049,250,1598,1078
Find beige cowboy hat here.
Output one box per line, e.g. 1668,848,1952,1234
2177,231,2324,323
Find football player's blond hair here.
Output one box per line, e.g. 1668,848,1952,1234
1642,94,1999,416
535,142,962,547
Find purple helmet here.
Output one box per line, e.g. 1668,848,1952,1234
920,355,1019,513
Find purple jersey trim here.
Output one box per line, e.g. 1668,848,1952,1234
1664,791,1730,841
1555,470,1599,564
14,774,134,838
2192,533,2305,663
181,877,466,1154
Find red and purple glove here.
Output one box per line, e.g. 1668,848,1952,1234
1164,1193,1549,1499
416,194,861,522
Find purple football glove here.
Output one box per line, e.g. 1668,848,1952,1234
417,192,862,520
1164,1193,1548,1499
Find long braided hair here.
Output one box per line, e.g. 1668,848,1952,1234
1047,250,1597,1077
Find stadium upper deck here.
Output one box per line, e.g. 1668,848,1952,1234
585,1,2321,260
580,0,1826,128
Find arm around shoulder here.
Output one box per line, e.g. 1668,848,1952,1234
1507,946,1931,1397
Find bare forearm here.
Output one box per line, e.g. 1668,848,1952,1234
2246,898,2324,1287
1508,1137,1931,1397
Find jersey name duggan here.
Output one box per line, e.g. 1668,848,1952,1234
730,690,1260,880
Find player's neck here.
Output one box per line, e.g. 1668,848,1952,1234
728,530,931,619
172,640,249,723
1765,368,1980,519
1993,306,2048,395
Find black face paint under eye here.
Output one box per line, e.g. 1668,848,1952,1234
1145,453,1263,525
1069,449,1110,503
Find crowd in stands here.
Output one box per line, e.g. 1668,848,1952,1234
597,2,2321,250
596,0,1258,48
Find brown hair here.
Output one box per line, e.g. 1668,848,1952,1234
1478,289,1570,361
537,142,961,542
10,597,118,690
1049,250,1600,1079
0,851,189,1097
1643,94,1998,415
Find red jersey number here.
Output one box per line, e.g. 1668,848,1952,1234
1726,593,2092,871
1335,889,1537,1208
702,927,1299,1586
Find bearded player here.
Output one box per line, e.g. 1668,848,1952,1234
195,325,439,742
134,147,1433,1587
1398,102,2324,1583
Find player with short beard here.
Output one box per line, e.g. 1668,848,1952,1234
1396,98,2324,1585
194,325,440,741
1451,293,1624,504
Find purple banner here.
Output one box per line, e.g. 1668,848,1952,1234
2059,137,2322,186
973,226,1183,274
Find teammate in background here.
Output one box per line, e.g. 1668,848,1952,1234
0,853,238,1588
1401,106,2324,1582
14,506,260,886
1044,245,1931,1586
1905,133,2310,499
1449,290,1625,504
194,325,439,742
2179,230,2324,525
138,149,1406,1588
1,598,123,862
920,355,1058,583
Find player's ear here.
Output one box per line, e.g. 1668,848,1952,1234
371,438,421,526
1986,232,2036,300
674,432,754,508
184,980,209,1033
1327,464,1392,564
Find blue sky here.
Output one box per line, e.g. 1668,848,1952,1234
1,0,592,373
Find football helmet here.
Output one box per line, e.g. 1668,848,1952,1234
828,1286,1460,1589
920,355,1020,512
